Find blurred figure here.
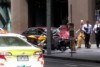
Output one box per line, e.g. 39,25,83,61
93,20,100,48
76,20,84,33
57,25,70,51
76,20,85,48
58,25,69,39
82,20,92,48
68,23,76,52
76,30,85,48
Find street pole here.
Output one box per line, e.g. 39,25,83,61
70,4,72,23
46,0,51,54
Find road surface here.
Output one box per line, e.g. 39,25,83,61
44,58,100,67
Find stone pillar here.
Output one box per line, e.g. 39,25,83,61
11,0,28,34
68,0,95,43
68,0,95,28
88,0,96,25
88,0,96,43
68,0,72,23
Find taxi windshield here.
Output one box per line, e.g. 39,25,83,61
0,36,31,46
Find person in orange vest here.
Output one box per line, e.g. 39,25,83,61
76,29,85,48
76,20,85,48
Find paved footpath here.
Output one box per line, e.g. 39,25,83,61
44,44,100,63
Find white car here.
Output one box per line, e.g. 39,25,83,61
0,33,44,67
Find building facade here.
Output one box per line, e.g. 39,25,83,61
1,0,97,42
10,0,96,33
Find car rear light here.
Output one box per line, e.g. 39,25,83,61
0,55,7,67
0,63,4,66
0,52,12,56
0,55,6,61
34,51,44,65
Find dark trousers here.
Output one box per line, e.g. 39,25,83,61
95,33,100,48
84,32,90,48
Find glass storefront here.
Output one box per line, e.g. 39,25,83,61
28,0,68,27
52,0,68,27
0,0,11,31
95,0,100,20
28,0,46,27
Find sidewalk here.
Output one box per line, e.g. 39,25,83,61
44,44,100,63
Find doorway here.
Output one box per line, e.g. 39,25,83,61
28,0,68,27
52,0,68,27
28,0,46,27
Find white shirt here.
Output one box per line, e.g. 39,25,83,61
82,23,92,34
93,23,100,33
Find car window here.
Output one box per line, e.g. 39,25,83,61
28,28,45,35
0,36,31,46
37,28,45,35
28,29,37,35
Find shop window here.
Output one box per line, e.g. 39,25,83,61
0,0,11,30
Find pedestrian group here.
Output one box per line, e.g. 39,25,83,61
76,20,100,49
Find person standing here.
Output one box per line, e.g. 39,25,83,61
68,23,76,52
76,20,84,34
82,20,92,48
93,20,100,48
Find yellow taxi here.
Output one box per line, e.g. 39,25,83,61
0,33,44,67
